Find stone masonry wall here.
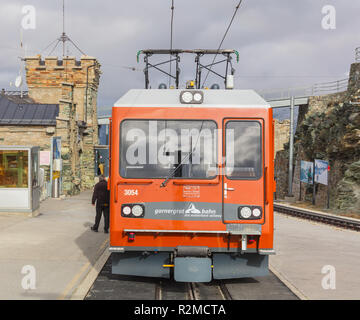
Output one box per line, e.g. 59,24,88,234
0,125,55,183
25,55,101,195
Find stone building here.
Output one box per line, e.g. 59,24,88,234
0,55,101,196
0,91,58,197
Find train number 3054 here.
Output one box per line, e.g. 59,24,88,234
124,189,139,196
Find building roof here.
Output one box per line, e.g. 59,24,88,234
1,91,35,104
114,89,271,109
0,94,59,126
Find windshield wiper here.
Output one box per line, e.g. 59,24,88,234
160,151,192,188
160,121,204,188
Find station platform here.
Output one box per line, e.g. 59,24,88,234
271,212,360,299
1,191,359,300
0,191,109,300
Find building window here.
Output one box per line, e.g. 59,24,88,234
0,150,29,188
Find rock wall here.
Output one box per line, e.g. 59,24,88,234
274,119,290,158
275,62,360,214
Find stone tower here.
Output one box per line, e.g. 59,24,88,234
24,55,101,195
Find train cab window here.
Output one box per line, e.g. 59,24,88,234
225,121,262,180
120,120,217,179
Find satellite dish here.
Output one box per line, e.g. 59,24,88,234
15,76,23,88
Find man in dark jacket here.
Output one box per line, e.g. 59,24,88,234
91,175,110,233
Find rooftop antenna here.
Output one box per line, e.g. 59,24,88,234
61,0,66,56
42,0,86,57
14,28,25,97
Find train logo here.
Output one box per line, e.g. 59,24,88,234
185,203,201,214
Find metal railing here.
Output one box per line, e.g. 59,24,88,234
258,78,349,101
0,90,29,96
356,47,360,62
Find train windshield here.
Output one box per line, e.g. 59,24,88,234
225,120,262,179
120,120,217,179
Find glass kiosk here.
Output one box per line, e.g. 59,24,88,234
0,146,41,216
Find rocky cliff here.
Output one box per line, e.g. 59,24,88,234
275,62,360,214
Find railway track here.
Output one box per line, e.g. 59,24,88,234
155,281,232,300
274,203,360,232
85,254,298,300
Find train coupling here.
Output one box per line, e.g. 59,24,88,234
173,246,212,282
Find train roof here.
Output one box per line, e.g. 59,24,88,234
114,89,271,109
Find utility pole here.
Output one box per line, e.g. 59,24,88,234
288,96,295,196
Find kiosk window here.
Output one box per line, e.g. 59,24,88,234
0,150,29,188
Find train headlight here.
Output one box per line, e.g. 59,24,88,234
121,204,145,218
181,91,193,103
179,90,203,104
122,206,131,216
240,207,252,219
132,204,144,217
238,206,262,220
193,92,202,102
252,208,261,218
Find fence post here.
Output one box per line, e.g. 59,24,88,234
288,96,295,196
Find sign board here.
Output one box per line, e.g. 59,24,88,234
52,171,60,180
52,137,61,160
314,159,329,185
300,161,314,184
183,186,200,198
39,151,51,166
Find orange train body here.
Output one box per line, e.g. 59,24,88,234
108,89,275,282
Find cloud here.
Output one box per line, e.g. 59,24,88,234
0,0,359,109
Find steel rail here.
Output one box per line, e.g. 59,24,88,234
155,280,233,300
218,282,233,300
274,203,360,232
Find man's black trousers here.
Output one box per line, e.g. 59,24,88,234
94,202,109,231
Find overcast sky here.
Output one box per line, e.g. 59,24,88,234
1,0,359,111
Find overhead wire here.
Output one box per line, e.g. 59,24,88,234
168,0,175,87
48,40,61,56
40,39,59,56
202,0,244,88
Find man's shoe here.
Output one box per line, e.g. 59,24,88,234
91,226,98,232
104,230,109,234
